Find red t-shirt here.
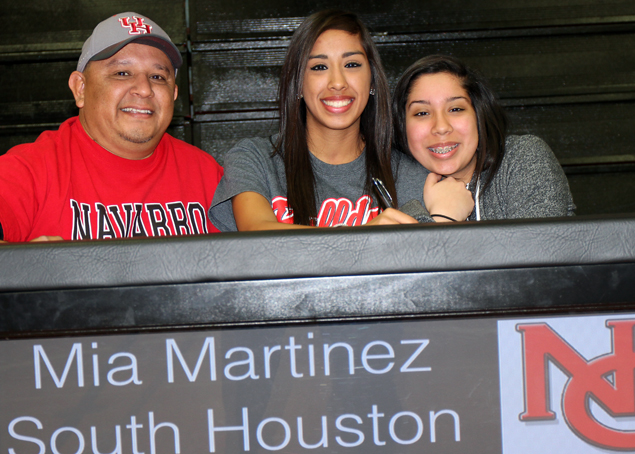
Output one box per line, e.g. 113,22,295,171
0,117,223,242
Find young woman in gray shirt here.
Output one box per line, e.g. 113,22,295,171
392,54,576,222
209,10,432,231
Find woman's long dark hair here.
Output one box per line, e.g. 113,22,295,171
392,54,508,191
275,9,394,225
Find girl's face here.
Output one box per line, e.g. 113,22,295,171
302,29,372,136
405,72,479,184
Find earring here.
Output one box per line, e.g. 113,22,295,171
370,88,375,95
297,94,303,100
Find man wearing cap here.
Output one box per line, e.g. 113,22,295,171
0,13,223,242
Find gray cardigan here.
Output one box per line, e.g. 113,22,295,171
400,135,576,222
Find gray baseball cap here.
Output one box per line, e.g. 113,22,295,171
77,12,183,72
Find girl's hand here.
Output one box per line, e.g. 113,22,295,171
423,173,474,222
366,208,418,225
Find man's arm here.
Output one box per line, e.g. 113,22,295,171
0,218,62,244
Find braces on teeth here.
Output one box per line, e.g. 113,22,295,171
429,144,458,154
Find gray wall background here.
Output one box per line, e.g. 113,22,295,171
2,0,634,215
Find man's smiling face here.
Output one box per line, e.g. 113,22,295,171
71,43,177,160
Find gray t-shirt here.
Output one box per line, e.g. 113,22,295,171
209,136,427,231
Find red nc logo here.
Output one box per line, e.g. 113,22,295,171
119,16,152,35
517,320,635,450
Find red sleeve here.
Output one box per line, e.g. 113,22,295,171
0,145,42,242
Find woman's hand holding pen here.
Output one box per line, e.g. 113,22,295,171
368,177,418,225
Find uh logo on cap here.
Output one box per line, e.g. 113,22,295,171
118,16,152,35
517,319,635,450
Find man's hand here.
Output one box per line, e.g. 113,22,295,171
30,236,64,242
0,236,64,244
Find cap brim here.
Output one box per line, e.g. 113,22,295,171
89,36,182,71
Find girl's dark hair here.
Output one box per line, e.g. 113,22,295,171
275,9,394,225
392,54,508,190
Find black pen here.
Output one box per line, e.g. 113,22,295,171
372,177,395,209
